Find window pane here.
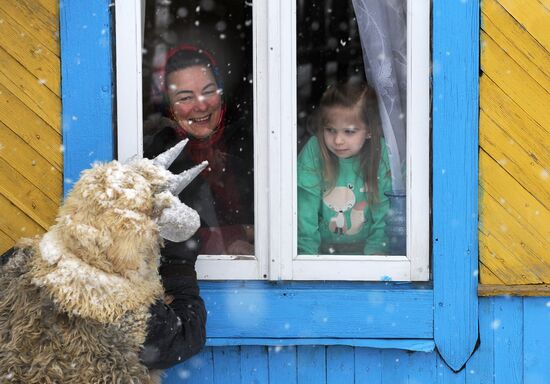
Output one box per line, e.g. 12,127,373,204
296,0,407,256
142,0,255,256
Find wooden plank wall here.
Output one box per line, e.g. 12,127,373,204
166,297,550,384
0,0,61,255
479,0,550,294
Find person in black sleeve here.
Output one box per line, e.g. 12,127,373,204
140,45,255,369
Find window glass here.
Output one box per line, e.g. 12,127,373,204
142,0,255,256
296,0,407,257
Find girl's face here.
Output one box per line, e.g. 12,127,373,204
322,105,370,159
166,66,223,139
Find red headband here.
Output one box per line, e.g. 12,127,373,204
162,44,221,91
165,44,218,70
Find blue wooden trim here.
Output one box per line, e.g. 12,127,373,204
466,298,494,384
354,348,382,382
205,338,435,352
240,346,269,383
326,346,354,383
436,353,466,383
164,349,214,384
494,297,523,383
268,346,297,384
60,0,114,195
297,346,325,383
200,282,433,339
432,0,480,371
524,298,550,382
382,349,410,382
212,347,240,383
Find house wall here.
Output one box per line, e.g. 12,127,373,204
167,297,550,384
0,1,62,255
478,0,550,291
4,0,547,382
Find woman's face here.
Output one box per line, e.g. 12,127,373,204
166,66,223,139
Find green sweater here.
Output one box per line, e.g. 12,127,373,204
297,137,392,255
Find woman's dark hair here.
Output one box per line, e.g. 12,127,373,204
315,81,384,204
164,45,222,89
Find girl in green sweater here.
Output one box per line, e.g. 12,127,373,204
298,82,392,255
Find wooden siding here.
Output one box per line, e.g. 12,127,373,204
0,0,61,255
479,0,550,291
167,297,550,384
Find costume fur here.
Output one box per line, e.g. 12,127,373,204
0,145,203,383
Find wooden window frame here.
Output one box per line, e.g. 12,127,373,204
61,0,479,370
114,0,429,282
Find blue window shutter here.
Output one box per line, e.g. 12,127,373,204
433,0,480,371
60,0,114,195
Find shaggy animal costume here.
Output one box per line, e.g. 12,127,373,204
0,141,206,383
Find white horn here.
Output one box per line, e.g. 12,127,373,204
153,139,189,169
169,161,209,195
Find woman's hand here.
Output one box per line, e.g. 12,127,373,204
243,225,255,243
227,239,255,255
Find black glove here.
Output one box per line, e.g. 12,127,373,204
0,247,15,266
140,238,207,370
160,238,200,268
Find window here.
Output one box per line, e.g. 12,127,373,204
115,0,429,281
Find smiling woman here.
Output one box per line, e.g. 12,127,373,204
165,52,223,139
143,45,255,258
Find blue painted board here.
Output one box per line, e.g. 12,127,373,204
523,298,550,384
59,0,114,195
201,282,433,339
164,348,214,384
381,349,409,384
436,353,466,384
241,346,269,384
326,346,354,384
494,297,522,384
162,298,550,384
407,350,436,384
297,346,326,384
354,348,381,384
206,338,434,352
213,347,241,383
432,0,480,371
466,298,494,384
268,346,297,384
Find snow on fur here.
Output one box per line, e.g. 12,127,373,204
0,152,203,383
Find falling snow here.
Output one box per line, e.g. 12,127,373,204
176,369,191,380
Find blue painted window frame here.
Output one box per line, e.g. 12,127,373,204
60,0,478,370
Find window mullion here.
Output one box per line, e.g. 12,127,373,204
407,0,430,280
115,0,143,162
266,0,296,280
254,0,270,280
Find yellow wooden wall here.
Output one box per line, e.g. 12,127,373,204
479,0,550,295
0,0,61,255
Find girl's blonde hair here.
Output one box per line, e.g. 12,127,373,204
313,82,383,203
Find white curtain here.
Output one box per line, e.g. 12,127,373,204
351,0,407,192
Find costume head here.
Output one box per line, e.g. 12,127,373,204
0,141,206,383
